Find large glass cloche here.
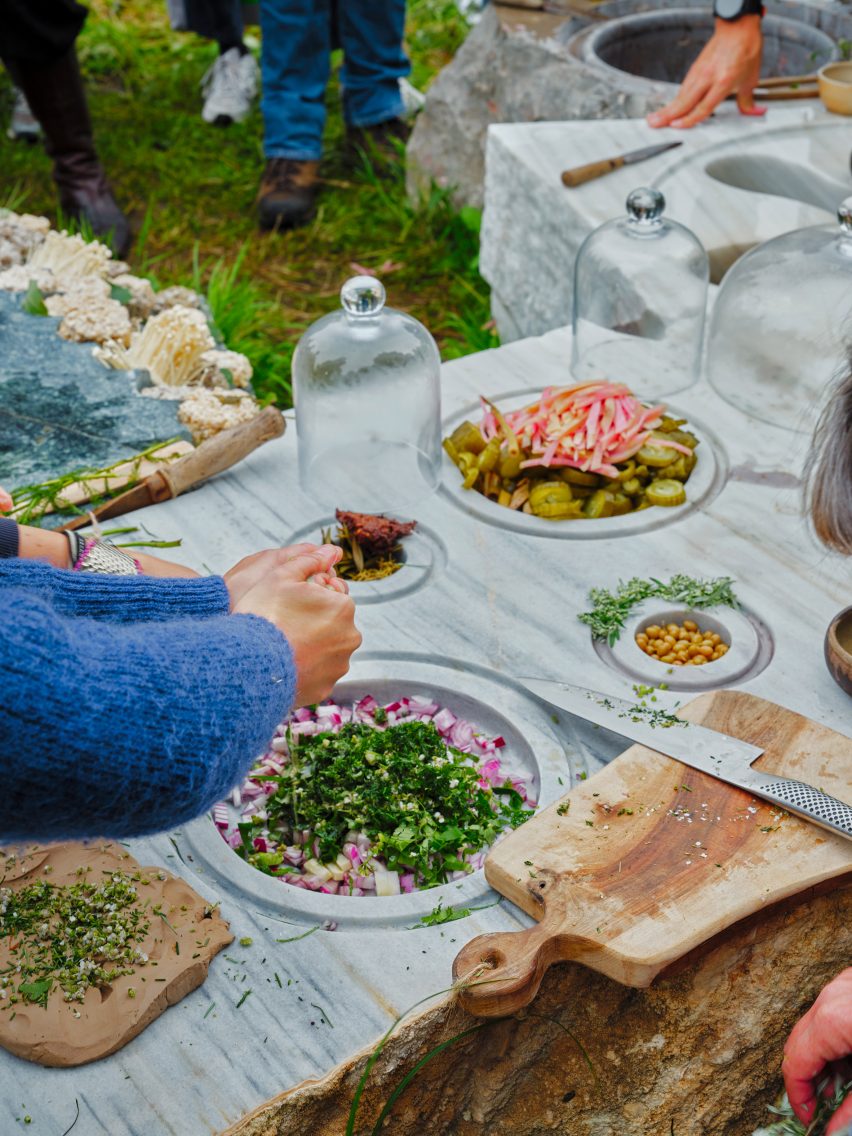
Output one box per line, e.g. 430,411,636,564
706,200,852,433
293,276,442,512
572,187,709,399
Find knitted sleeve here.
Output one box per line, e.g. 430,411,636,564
0,558,230,622
0,587,296,842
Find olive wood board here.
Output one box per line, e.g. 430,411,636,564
0,842,233,1066
454,690,852,1018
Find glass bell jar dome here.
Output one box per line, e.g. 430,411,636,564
571,187,709,400
293,276,442,513
706,199,852,434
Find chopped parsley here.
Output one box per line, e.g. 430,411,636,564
237,721,530,890
0,873,151,1010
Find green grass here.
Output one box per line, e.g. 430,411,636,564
0,0,497,407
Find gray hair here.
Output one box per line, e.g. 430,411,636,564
805,354,852,555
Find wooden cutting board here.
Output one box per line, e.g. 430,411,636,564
454,690,852,1017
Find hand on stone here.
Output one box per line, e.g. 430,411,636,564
223,544,346,609
647,16,764,129
783,967,852,1134
234,548,361,707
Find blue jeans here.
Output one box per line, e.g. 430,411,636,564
260,0,410,160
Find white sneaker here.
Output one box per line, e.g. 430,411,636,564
399,77,426,117
8,86,41,143
201,48,259,126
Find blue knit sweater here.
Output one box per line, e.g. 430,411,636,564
0,560,296,842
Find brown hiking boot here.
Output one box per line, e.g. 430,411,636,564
345,117,410,170
257,158,320,231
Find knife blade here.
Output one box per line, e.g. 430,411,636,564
58,405,285,532
519,676,852,843
561,140,682,188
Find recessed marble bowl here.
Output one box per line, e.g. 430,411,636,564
825,605,852,696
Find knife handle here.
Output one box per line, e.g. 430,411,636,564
561,156,625,188
161,405,285,498
749,776,852,843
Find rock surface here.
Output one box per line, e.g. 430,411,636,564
224,883,852,1135
0,292,189,490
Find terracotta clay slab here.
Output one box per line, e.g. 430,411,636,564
454,690,852,1017
0,842,232,1066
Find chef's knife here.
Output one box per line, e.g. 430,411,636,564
561,140,682,188
520,676,852,843
58,405,285,532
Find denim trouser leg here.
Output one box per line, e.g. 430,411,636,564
337,1,409,128
260,0,331,160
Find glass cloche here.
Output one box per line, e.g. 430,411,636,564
571,187,709,399
706,200,852,434
293,276,442,512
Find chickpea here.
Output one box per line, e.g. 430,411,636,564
717,643,729,656
692,655,706,665
636,634,649,648
645,626,661,638
676,628,688,641
710,633,721,646
660,653,676,663
683,620,698,632
687,644,700,658
666,623,680,636
699,644,714,658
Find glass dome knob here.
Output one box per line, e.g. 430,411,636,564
340,275,386,316
627,187,665,224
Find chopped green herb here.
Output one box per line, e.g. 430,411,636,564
235,989,252,1009
239,937,253,947
579,575,739,645
237,721,529,890
556,801,571,816
203,1002,216,1019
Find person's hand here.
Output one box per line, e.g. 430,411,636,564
234,548,361,706
223,544,344,608
647,16,764,129
0,486,12,514
783,967,852,1134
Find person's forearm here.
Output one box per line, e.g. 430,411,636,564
16,523,198,577
0,593,296,842
0,559,231,622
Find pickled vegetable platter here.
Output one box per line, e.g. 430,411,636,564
443,381,699,521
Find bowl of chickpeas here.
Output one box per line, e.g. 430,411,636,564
635,617,730,667
595,604,765,691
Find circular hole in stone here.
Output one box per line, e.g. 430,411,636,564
441,393,727,540
180,655,570,930
286,515,447,604
594,604,773,691
581,11,837,88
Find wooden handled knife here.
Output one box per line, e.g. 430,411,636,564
561,140,682,188
58,405,285,532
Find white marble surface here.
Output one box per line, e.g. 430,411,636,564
1,325,849,1135
481,104,852,340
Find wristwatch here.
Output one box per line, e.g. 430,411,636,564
66,531,141,575
714,0,763,20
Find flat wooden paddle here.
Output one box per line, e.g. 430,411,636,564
453,690,852,1018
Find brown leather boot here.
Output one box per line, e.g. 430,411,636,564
345,117,410,170
7,47,131,258
257,158,320,232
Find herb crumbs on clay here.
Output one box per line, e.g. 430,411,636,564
0,872,151,1010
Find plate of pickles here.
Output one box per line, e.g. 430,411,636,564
442,381,725,538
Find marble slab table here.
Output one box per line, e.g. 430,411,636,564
480,104,852,341
0,323,848,1135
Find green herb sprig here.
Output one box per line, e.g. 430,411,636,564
579,575,740,645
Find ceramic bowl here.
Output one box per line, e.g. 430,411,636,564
818,62,852,115
825,604,852,696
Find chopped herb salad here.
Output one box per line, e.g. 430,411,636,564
214,696,535,896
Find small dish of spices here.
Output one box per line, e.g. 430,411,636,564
636,619,730,667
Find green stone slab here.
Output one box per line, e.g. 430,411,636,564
0,292,190,490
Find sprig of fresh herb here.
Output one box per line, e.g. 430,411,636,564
579,575,740,645
753,1077,852,1135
